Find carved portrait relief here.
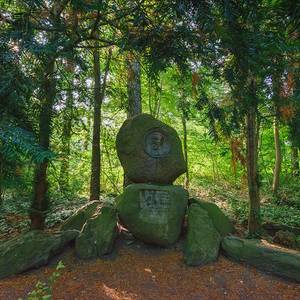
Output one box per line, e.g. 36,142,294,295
144,129,171,158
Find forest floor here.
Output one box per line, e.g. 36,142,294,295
0,236,300,300
1,180,300,300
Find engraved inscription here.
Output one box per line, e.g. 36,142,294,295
139,190,170,214
145,130,170,158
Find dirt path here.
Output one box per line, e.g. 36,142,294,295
0,239,299,300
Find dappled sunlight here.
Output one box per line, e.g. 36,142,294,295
102,283,136,300
0,244,299,299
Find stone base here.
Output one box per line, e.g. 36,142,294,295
117,184,188,246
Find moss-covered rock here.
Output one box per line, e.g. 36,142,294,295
184,204,221,266
273,230,297,249
116,114,186,184
75,205,118,259
0,230,78,279
61,200,100,231
117,184,188,246
222,236,300,282
189,198,234,237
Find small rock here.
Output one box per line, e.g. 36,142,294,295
273,230,297,249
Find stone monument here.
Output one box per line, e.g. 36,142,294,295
116,113,188,246
116,113,186,184
116,113,233,263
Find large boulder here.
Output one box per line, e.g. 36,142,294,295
116,114,186,184
189,198,234,237
0,230,78,279
117,184,188,246
184,204,221,266
75,205,118,259
61,200,100,231
222,236,300,282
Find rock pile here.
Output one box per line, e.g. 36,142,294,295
115,114,233,266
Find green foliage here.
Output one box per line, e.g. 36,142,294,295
21,261,65,300
0,122,55,163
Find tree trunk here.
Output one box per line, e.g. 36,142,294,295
30,58,56,230
84,105,91,151
59,61,74,194
246,104,261,235
90,48,112,200
0,154,3,204
90,48,102,201
181,114,189,189
123,54,142,188
272,116,281,194
127,54,142,117
291,145,299,176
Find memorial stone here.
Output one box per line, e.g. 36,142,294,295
116,113,186,184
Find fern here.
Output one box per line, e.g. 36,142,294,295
0,122,55,164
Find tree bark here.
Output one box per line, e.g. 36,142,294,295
59,61,74,193
30,58,56,230
246,104,261,235
123,54,142,188
272,116,281,194
181,114,189,189
90,48,102,201
291,145,299,176
127,54,142,117
0,154,3,204
90,48,112,200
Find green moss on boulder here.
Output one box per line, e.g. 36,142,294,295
273,230,297,249
222,236,300,282
75,205,118,259
189,198,234,237
0,230,78,279
117,184,188,246
116,114,186,184
184,204,221,266
61,200,100,231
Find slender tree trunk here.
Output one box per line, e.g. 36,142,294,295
30,58,56,230
90,48,112,200
148,78,161,118
0,154,3,204
181,114,189,189
84,106,91,151
246,104,261,235
272,116,281,194
123,54,142,188
127,54,142,117
90,48,102,201
291,145,299,176
59,61,74,193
